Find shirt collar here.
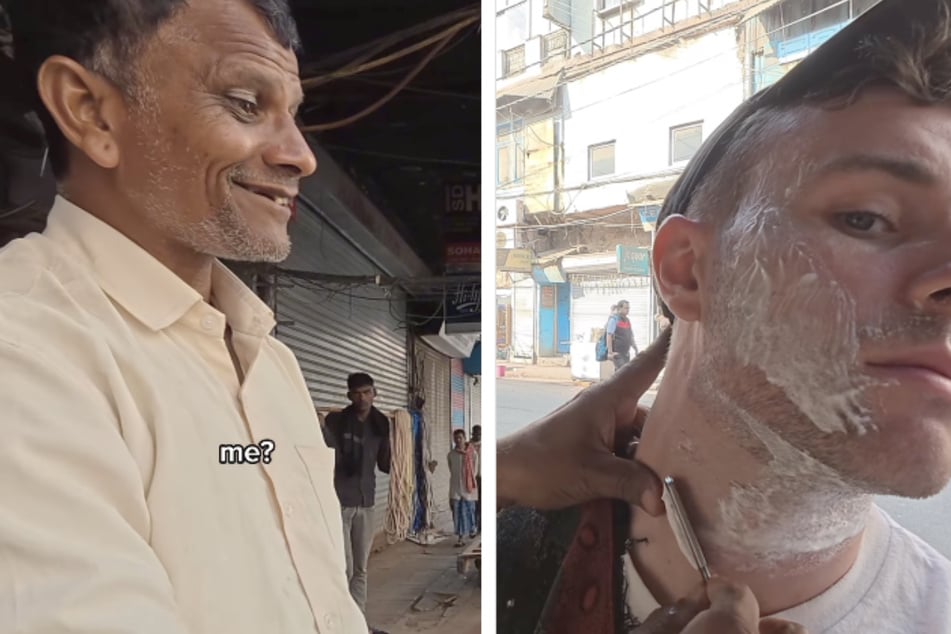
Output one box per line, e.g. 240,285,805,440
43,195,276,336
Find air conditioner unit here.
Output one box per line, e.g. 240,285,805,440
496,201,527,227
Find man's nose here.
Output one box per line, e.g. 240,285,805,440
263,114,318,178
908,260,951,318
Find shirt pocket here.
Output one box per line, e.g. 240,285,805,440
296,444,345,554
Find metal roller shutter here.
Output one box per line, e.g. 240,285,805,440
512,277,535,359
415,340,453,529
569,275,652,379
277,205,409,535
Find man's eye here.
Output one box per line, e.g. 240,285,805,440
837,211,894,234
230,97,259,117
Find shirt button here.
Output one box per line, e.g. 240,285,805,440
201,315,216,331
323,613,339,630
285,504,295,517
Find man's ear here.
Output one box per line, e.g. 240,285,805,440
36,55,126,170
651,215,710,323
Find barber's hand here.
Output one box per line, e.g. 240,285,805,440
637,578,807,634
497,328,671,513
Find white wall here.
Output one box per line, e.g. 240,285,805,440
561,27,743,213
495,0,592,84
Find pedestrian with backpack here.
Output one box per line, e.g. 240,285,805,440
607,300,638,369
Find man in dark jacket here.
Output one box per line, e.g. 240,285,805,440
608,300,639,370
323,373,391,620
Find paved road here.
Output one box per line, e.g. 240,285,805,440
498,378,951,557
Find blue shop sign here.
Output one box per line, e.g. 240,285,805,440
617,245,651,276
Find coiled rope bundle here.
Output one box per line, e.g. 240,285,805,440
384,408,416,544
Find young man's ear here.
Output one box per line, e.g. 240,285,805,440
651,215,711,323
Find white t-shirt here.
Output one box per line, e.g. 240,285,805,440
624,506,951,633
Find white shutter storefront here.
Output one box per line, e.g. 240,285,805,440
511,276,535,360
569,275,652,379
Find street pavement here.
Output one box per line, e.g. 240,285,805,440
497,378,951,557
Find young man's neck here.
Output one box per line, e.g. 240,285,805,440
630,352,871,615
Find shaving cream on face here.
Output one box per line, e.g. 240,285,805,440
685,178,885,565
711,395,871,569
709,198,880,436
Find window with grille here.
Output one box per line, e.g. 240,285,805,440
542,30,568,63
502,45,526,77
669,123,702,164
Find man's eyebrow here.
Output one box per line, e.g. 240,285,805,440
815,154,938,185
217,66,305,109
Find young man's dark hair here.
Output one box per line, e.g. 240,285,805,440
346,372,375,392
5,0,299,179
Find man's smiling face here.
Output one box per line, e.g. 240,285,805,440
115,0,316,262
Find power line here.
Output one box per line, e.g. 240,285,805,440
321,144,480,167
303,13,479,90
301,4,479,76
343,76,480,101
301,23,465,132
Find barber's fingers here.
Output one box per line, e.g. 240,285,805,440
692,578,760,633
636,582,709,633
635,579,807,634
759,618,809,634
607,327,671,398
582,453,664,515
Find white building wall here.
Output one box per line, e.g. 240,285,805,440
561,27,744,213
496,0,563,84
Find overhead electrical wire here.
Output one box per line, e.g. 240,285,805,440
301,4,478,77
320,144,481,167
300,21,467,133
302,13,478,90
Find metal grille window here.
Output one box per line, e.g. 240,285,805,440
502,45,526,77
669,122,702,164
541,30,568,63
588,141,616,180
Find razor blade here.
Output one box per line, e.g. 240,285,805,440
663,476,712,582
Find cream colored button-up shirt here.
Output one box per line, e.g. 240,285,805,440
0,196,365,633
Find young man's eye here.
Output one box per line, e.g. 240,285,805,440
836,211,895,235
